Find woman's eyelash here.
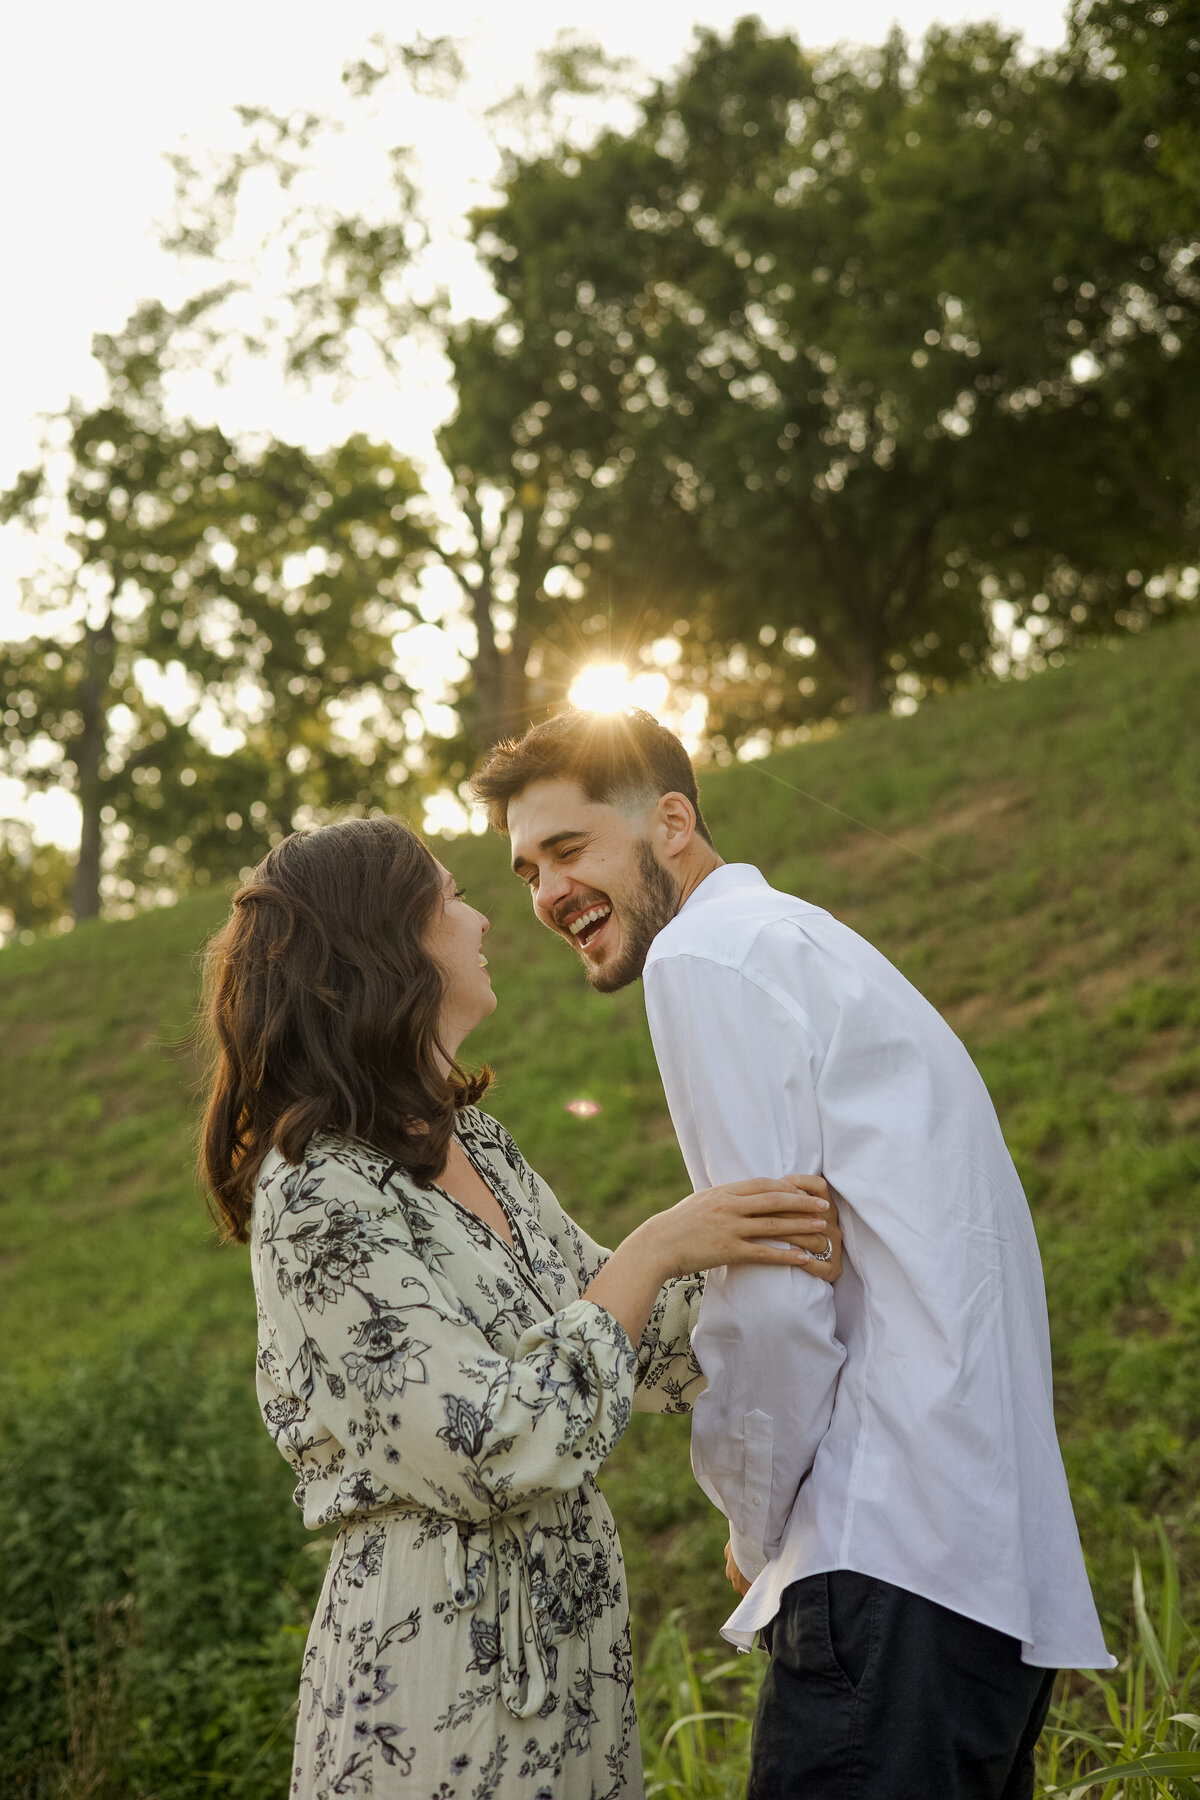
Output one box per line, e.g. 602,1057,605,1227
453,886,466,900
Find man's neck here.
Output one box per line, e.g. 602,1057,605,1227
674,846,725,912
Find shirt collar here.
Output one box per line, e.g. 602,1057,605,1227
676,862,768,917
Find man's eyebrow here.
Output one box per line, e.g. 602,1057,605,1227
511,829,591,875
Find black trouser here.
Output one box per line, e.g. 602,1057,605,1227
747,1572,1057,1800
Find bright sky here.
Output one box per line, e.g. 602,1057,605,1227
0,0,1070,845
1,0,1069,485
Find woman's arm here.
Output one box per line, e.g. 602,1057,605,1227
254,1146,838,1529
480,1114,841,1415
254,1147,641,1527
582,1176,835,1345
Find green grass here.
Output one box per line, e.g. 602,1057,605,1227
2,616,1198,1794
636,1529,1200,1798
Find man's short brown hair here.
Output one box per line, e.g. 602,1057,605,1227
471,708,714,846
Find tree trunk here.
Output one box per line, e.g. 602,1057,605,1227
468,577,508,751
471,642,529,751
72,785,102,921
501,624,531,741
465,567,532,751
850,656,885,715
70,621,110,922
457,500,546,753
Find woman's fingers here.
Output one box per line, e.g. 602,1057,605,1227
725,1175,829,1200
742,1215,832,1239
794,1174,831,1199
732,1193,830,1224
755,1241,819,1264
725,1539,752,1596
666,1176,842,1279
754,1229,843,1281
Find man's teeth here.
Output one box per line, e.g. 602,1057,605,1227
568,905,611,938
478,953,488,967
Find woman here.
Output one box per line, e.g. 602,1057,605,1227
200,817,841,1800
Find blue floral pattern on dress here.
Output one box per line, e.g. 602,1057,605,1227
251,1108,704,1798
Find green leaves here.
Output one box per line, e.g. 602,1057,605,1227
1041,1527,1200,1797
0,337,432,924
1071,1,1200,245
456,18,1199,740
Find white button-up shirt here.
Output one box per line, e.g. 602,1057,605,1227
643,863,1113,1668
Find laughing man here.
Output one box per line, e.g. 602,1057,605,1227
472,706,1112,1800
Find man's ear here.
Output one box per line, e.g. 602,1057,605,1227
655,791,697,860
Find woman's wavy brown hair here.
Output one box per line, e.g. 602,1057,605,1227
199,816,490,1243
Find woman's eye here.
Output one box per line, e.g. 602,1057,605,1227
453,887,466,900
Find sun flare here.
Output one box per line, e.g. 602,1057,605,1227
567,663,670,715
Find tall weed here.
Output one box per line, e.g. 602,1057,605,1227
637,1609,761,1799
1041,1524,1200,1797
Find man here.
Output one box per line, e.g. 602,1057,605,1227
472,707,1112,1800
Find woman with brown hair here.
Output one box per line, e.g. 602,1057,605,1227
199,815,841,1800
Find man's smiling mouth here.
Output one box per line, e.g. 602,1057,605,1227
563,902,612,950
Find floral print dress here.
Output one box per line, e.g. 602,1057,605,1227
251,1107,705,1800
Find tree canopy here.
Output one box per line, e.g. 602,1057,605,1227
1,306,429,922
1,14,1197,929
455,17,1198,739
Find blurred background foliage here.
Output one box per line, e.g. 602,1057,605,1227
0,1,1197,932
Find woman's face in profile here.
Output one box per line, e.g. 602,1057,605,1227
425,860,497,1051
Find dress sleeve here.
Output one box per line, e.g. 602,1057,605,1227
629,1272,706,1414
252,1147,638,1526
644,951,846,1582
492,1121,707,1415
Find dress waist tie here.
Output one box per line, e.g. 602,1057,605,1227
442,1504,582,1720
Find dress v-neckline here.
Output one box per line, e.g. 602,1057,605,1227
432,1130,524,1264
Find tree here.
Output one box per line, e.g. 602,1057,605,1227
55,20,1198,770
155,33,655,755
0,821,72,942
432,310,681,747
462,18,1198,738
0,305,430,922
429,322,575,750
1072,0,1200,243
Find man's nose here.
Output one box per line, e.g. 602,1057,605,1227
536,869,574,921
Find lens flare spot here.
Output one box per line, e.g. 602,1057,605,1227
565,1098,603,1118
568,663,633,713
568,664,670,715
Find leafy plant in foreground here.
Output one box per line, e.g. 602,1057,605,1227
1041,1523,1200,1798
637,1608,762,1799
0,1352,321,1799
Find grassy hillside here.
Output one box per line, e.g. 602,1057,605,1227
2,616,1198,1794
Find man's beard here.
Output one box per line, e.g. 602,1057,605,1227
585,840,681,994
